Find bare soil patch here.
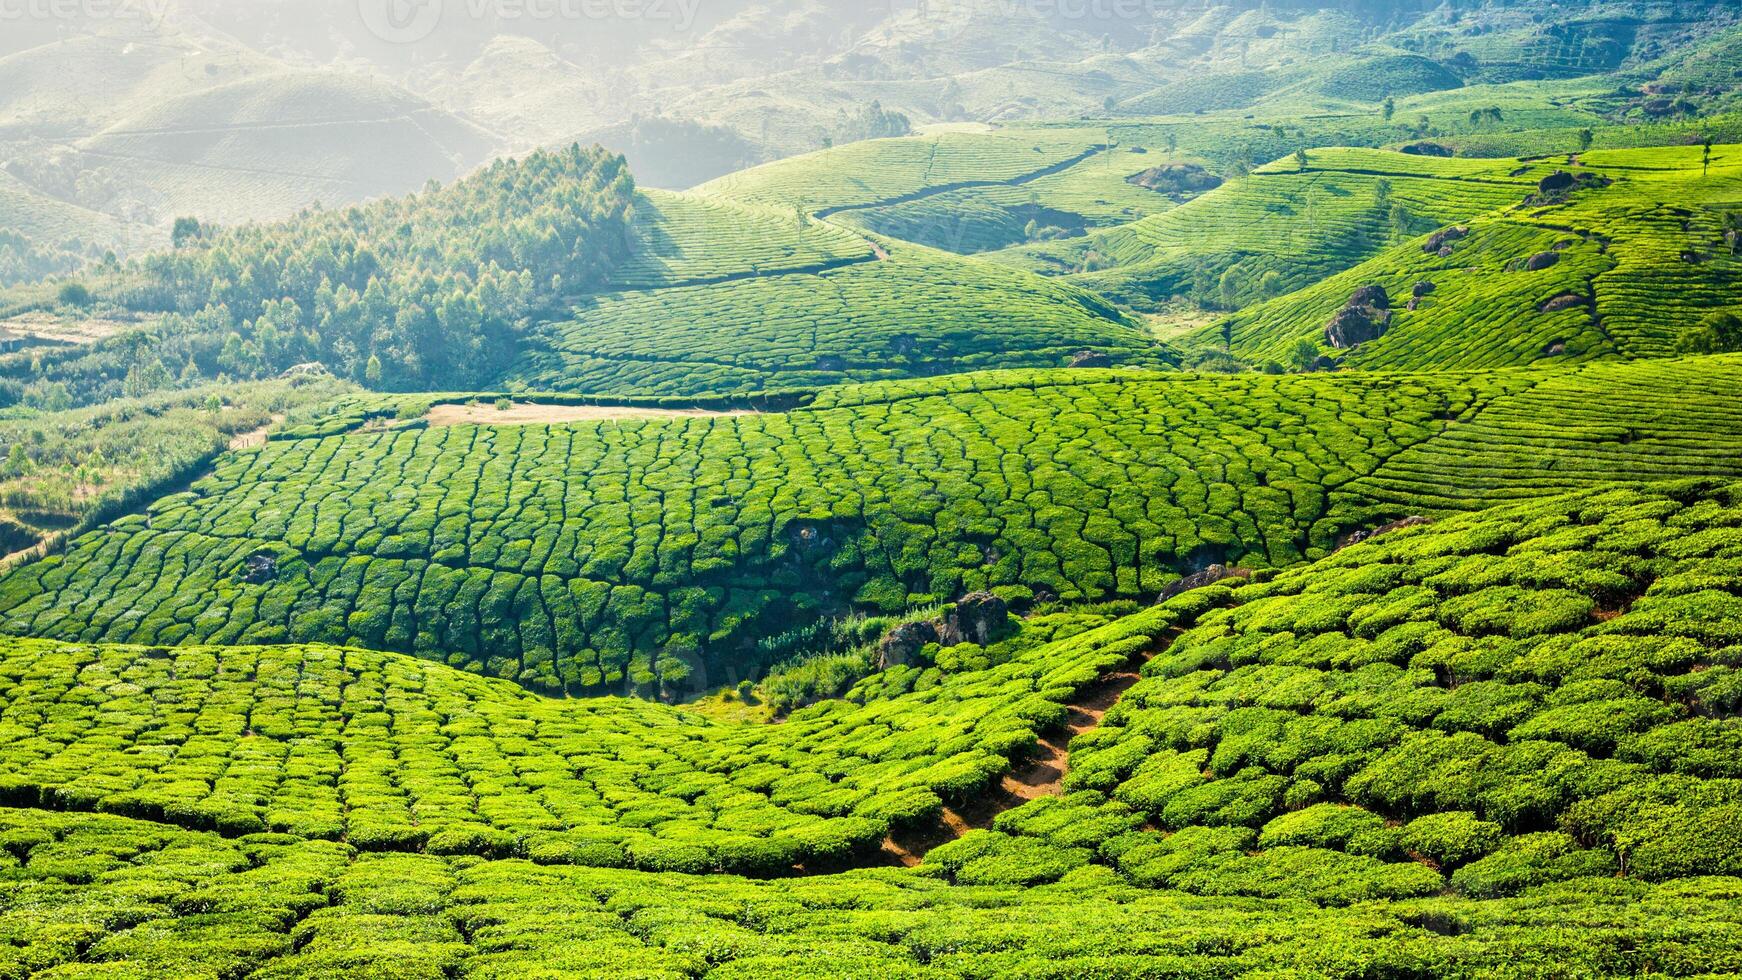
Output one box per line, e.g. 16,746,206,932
425,402,755,427
0,312,133,346
228,415,286,451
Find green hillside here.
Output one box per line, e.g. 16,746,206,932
0,604,1147,872
935,478,1742,901
2,478,1742,976
4,6,1742,976
510,239,1165,395
7,356,1742,695
1203,143,1742,369
993,148,1558,311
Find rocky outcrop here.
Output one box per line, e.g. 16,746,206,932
878,621,939,669
1339,516,1433,550
1424,226,1469,257
1516,252,1561,272
1540,292,1589,312
242,552,279,584
1070,350,1113,369
1400,142,1454,158
877,592,1012,668
1126,163,1223,196
940,592,1011,647
1325,285,1394,349
1157,564,1252,603
1538,171,1576,195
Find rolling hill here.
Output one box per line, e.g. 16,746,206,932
6,356,1742,696
1198,143,1742,369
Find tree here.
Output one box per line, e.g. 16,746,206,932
1290,339,1320,372
1294,148,1310,172
1218,266,1247,309
56,282,91,308
365,354,383,385
1390,203,1413,240
4,444,30,478
1703,136,1715,177
1577,128,1595,153
1681,311,1742,353
171,217,203,248
1382,97,1396,122
1257,270,1285,299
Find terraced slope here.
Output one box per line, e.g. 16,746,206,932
828,145,1189,255
611,189,875,288
10,357,1742,694
695,129,1110,214
936,479,1742,906
0,608,1149,873
1208,144,1742,369
0,369,1502,692
994,148,1554,309
1,807,1737,980
511,240,1168,395
5,479,1742,976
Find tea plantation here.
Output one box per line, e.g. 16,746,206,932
511,241,1170,396
3,806,1742,979
0,369,1509,692
3,481,1742,976
929,480,1742,901
0,606,1153,872
1208,145,1742,369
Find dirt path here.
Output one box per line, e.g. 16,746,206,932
228,415,286,450
425,403,754,427
878,641,1163,867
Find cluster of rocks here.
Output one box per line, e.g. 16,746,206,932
1126,163,1224,196
1524,170,1611,207
1407,280,1436,311
1337,515,1435,553
1540,292,1590,313
1338,515,1433,551
1424,226,1469,257
877,592,1012,668
1156,564,1252,604
1509,251,1561,272
1070,350,1112,369
241,552,278,584
1325,284,1393,349
1400,142,1454,158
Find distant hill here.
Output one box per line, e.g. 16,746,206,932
74,71,498,227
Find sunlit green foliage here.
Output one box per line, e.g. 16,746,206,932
945,479,1742,901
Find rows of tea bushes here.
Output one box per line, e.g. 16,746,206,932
1338,355,1742,517
1003,148,1545,310
510,242,1170,396
835,146,1187,255
609,190,874,289
695,129,1109,215
1216,213,1616,370
1212,145,1742,369
0,370,1507,690
0,607,1163,869
926,478,1742,904
3,806,1740,979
